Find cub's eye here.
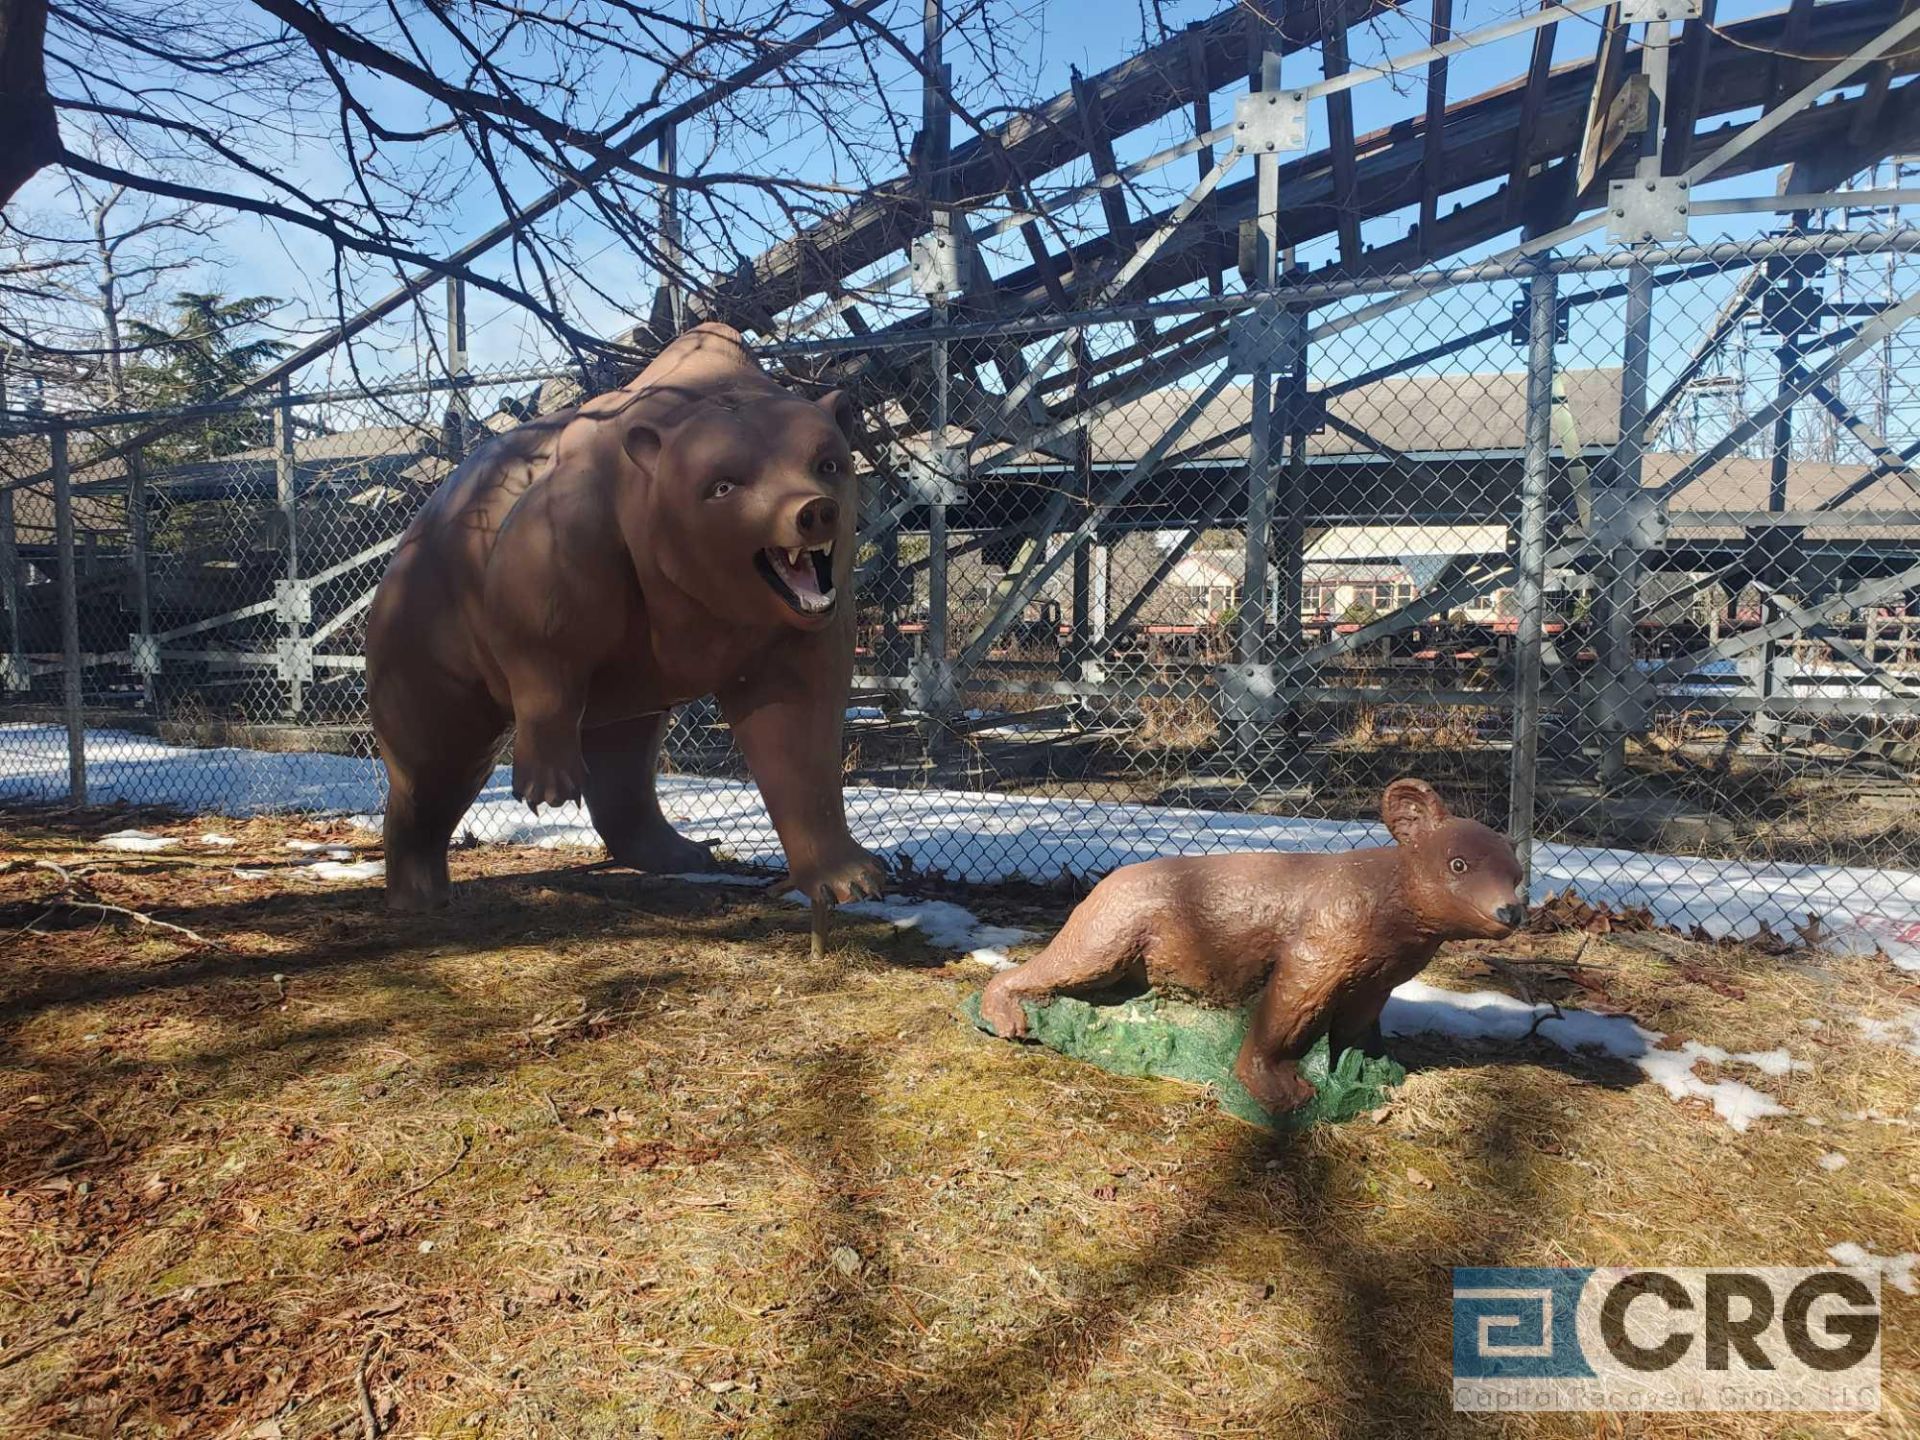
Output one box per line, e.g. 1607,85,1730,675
818,457,840,476
1449,857,1469,875
706,479,735,500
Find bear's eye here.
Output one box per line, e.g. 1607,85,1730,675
1449,857,1469,875
706,479,735,500
818,457,840,476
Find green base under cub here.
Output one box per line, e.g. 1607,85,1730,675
961,990,1406,1130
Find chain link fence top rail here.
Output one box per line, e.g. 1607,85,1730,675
4,227,1920,957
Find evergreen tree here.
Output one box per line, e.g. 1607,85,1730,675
124,293,289,458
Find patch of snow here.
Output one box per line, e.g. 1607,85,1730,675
1382,979,1794,1132
658,872,766,888
97,829,177,852
232,868,269,880
768,888,1035,961
282,839,350,857
835,894,1036,957
1817,1151,1849,1171
1856,1009,1920,1059
1827,1242,1918,1295
303,860,385,882
9,724,1920,967
197,832,238,848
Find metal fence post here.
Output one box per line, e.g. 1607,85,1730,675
52,427,86,806
275,377,306,718
127,446,154,707
1510,263,1559,891
0,481,21,694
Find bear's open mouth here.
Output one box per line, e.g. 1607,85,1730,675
755,541,836,615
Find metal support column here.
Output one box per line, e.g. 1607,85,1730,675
1754,310,1798,740
918,0,954,760
275,377,306,718
1510,265,1559,891
52,428,85,805
0,483,22,693
1593,13,1672,784
444,276,469,463
1238,40,1284,673
127,445,153,706
1595,259,1654,783
659,124,687,336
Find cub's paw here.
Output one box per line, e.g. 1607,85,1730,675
979,973,1032,1039
1234,1053,1318,1115
512,743,587,813
784,847,886,905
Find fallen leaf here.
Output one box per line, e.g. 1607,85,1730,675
1406,1167,1435,1191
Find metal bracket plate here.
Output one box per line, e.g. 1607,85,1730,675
274,579,311,627
129,634,160,677
1591,486,1668,551
907,655,953,711
1232,90,1308,156
1620,0,1700,20
275,637,314,686
909,232,962,298
895,446,963,507
1606,176,1691,244
1215,662,1281,722
0,654,28,692
1228,298,1305,374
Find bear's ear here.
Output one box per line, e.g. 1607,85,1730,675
818,389,858,442
1382,778,1448,844
623,422,662,472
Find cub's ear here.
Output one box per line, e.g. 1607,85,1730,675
623,422,662,471
818,388,858,442
1382,778,1448,844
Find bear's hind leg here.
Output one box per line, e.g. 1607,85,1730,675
1327,990,1392,1060
981,922,1147,1039
382,742,497,912
581,711,717,873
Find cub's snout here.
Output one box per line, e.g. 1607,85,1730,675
1494,901,1527,931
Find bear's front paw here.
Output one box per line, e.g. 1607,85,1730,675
512,742,586,813
980,972,1032,1039
1235,1053,1318,1115
784,847,886,905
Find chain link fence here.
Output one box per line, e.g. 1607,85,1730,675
4,226,1920,952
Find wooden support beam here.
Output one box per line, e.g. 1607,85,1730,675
1321,19,1364,266
1662,0,1717,173
1769,0,1818,111
1420,0,1453,247
1506,0,1561,224
1574,3,1630,197
715,0,1395,327
1071,65,1154,344
1188,24,1224,296
1850,0,1919,144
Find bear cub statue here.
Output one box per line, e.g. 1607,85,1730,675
980,779,1525,1115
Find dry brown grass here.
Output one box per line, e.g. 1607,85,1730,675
0,810,1915,1438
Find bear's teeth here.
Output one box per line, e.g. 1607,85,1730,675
786,547,804,568
811,540,833,559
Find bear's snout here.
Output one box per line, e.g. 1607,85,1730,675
795,495,840,542
1494,902,1527,930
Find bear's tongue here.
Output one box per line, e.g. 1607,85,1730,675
760,545,835,614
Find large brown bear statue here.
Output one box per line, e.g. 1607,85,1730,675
365,323,885,912
979,780,1525,1114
